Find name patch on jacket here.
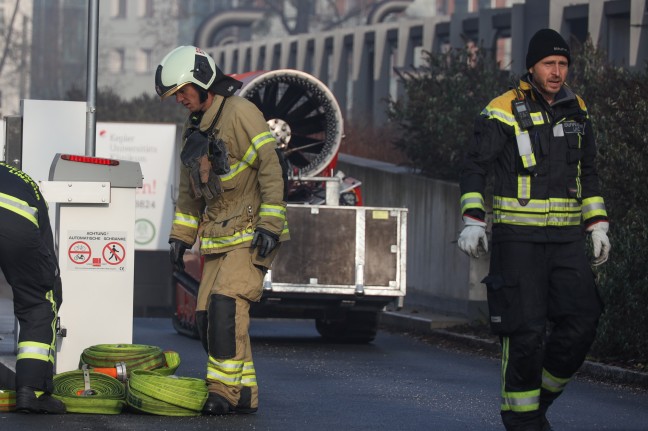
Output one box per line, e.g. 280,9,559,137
562,121,585,135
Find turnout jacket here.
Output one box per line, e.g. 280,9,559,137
460,75,608,243
0,162,53,236
170,94,289,256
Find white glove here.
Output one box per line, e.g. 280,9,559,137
458,217,488,258
587,221,610,266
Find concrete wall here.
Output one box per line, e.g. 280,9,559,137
337,154,489,320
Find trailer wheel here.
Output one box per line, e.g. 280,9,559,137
315,311,379,343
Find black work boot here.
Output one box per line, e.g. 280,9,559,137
202,392,233,415
15,387,66,414
233,386,257,414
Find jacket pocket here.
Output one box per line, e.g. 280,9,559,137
482,272,522,335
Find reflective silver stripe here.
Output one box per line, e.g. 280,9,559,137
208,357,243,371
201,230,255,251
483,107,516,126
530,112,544,125
206,369,242,385
173,212,199,228
259,204,286,220
501,391,540,412
581,197,607,219
219,131,275,183
494,196,582,226
517,176,531,200
541,369,569,393
495,196,581,213
494,211,581,226
17,342,51,362
460,193,485,213
0,193,39,227
206,357,243,386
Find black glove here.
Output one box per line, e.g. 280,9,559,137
250,228,279,258
181,130,222,200
208,138,230,175
169,240,191,271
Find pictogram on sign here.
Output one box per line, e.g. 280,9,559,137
68,241,91,265
103,242,126,265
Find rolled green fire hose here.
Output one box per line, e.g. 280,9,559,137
52,369,126,414
79,344,180,376
126,370,208,416
0,389,16,412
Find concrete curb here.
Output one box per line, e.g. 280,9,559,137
380,310,648,390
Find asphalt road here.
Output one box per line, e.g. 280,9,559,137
2,318,648,431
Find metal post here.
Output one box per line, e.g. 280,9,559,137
85,0,100,156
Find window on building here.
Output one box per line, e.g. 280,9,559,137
110,0,126,19
135,48,152,73
108,48,125,73
137,0,154,18
170,0,188,19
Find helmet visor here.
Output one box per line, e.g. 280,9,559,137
155,65,186,99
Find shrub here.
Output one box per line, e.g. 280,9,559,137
386,44,509,181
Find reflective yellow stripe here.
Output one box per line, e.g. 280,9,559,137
0,192,39,227
581,196,607,219
520,153,536,169
541,368,570,393
460,192,485,213
483,106,517,127
501,389,540,412
260,204,286,221
252,131,276,151
493,196,582,227
241,361,257,387
219,131,276,184
17,341,51,363
517,176,531,200
173,212,199,228
46,290,57,364
201,230,255,251
530,111,544,125
206,357,243,386
501,336,540,412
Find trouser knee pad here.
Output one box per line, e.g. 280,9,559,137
208,294,236,359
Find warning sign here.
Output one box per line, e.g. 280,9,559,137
66,230,128,271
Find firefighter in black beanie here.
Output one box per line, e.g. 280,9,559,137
458,29,609,431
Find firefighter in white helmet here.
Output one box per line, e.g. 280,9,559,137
155,46,289,415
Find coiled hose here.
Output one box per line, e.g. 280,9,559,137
0,389,15,412
126,370,207,416
52,370,126,414
79,344,180,376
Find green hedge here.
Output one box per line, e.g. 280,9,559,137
388,40,648,364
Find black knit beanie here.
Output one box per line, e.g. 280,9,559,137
525,29,570,69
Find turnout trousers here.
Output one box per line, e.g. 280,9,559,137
195,247,265,410
484,239,602,431
0,210,58,392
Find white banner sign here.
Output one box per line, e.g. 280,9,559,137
96,122,177,251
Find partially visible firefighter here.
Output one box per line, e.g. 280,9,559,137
457,29,610,431
155,46,289,415
0,162,65,414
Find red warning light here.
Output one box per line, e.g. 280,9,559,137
60,154,119,166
